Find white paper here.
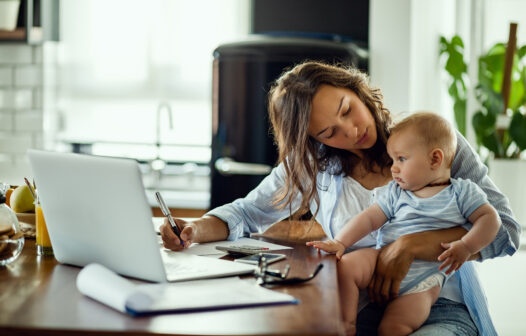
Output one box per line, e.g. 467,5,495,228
76,263,297,315
76,263,136,313
153,217,292,256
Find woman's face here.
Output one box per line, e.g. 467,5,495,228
308,85,377,157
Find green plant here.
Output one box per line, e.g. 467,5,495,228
439,36,468,136
439,35,526,159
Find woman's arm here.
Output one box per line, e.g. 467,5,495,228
452,132,521,258
206,163,302,241
161,163,301,250
438,204,500,273
368,226,478,303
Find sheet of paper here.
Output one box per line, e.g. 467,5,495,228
76,263,136,313
153,217,292,256
77,263,297,316
128,277,297,314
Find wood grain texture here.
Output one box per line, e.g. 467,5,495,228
0,238,343,335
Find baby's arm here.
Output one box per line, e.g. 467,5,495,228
438,203,501,273
307,204,387,259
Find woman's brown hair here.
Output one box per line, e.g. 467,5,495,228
268,61,392,217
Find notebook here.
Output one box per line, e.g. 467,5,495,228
77,263,297,316
27,149,255,282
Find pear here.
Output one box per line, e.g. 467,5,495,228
10,185,35,213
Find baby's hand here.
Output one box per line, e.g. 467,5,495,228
306,239,346,260
437,240,472,274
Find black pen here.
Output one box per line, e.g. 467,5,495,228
155,191,184,246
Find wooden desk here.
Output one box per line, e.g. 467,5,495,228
0,239,344,336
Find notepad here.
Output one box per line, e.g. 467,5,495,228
77,263,298,316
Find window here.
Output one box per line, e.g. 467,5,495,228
55,0,250,164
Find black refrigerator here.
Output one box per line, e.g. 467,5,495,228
210,35,368,209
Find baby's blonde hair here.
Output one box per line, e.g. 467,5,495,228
390,112,457,167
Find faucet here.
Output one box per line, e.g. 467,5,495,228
150,102,174,177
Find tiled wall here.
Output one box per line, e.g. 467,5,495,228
0,43,57,185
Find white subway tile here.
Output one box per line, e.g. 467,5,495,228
14,66,42,87
0,89,13,109
14,89,32,109
0,67,13,86
14,110,43,132
0,45,33,64
0,133,32,154
33,88,42,109
43,67,58,87
1,160,33,186
14,153,30,165
0,112,13,131
32,45,43,64
43,43,58,65
0,153,13,163
32,132,44,149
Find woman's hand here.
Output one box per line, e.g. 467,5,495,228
160,218,197,251
368,235,414,304
306,239,346,260
369,226,472,304
160,215,230,251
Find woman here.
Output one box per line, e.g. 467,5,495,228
161,61,520,335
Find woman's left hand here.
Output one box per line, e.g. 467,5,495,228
369,226,471,304
368,235,414,304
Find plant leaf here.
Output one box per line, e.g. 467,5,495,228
476,84,504,115
453,99,466,136
446,52,467,79
472,110,496,137
508,77,525,110
509,112,526,150
482,132,504,157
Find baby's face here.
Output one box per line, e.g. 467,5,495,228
387,129,433,191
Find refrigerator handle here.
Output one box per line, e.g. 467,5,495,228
214,157,272,176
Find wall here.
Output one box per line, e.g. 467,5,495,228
369,0,456,122
0,43,57,185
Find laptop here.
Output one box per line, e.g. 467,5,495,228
28,149,255,283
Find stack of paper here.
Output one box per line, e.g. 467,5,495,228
77,263,298,316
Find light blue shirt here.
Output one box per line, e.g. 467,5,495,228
374,178,488,293
207,132,521,336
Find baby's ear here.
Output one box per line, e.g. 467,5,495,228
429,148,444,169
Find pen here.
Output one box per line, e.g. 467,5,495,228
155,191,184,246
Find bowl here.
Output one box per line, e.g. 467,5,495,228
0,206,25,266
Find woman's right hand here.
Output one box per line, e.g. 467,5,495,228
160,218,197,251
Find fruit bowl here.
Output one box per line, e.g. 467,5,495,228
0,209,25,266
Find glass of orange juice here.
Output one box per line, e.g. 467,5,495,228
35,201,53,256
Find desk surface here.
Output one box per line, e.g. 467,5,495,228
0,238,343,336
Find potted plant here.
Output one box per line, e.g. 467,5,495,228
440,23,526,227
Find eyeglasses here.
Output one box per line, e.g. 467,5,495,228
254,253,324,286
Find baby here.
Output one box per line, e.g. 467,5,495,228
307,112,501,336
